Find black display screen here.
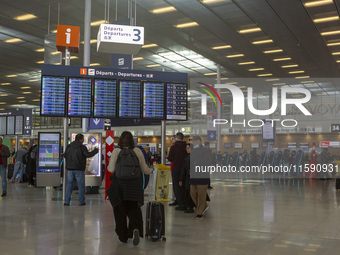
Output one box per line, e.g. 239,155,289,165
142,81,165,120
67,77,92,117
41,75,66,117
93,79,117,118
118,80,141,119
166,82,187,120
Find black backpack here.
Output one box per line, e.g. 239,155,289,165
22,152,30,165
115,148,142,179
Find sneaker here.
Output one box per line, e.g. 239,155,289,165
118,237,128,244
203,205,209,215
79,203,86,206
169,201,178,206
195,215,203,220
175,206,185,211
1,192,7,197
64,203,69,206
132,229,140,246
28,184,34,187
184,208,194,213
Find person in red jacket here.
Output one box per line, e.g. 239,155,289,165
168,132,187,210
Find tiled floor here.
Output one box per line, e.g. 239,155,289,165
1,178,340,255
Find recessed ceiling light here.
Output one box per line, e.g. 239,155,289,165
175,22,199,28
0,94,8,96
238,28,262,34
0,102,6,105
304,0,333,7
252,39,273,45
23,92,31,94
295,76,310,79
90,63,100,66
212,45,232,50
289,70,305,74
321,30,340,36
91,20,105,26
313,16,339,23
133,57,144,61
14,14,37,21
238,61,255,65
249,68,264,71
5,75,17,78
264,49,283,54
151,6,176,14
4,38,22,43
273,57,292,61
204,73,217,76
257,73,273,77
35,48,44,52
327,42,340,46
146,64,161,67
226,54,244,58
281,64,299,68
18,100,26,103
142,43,158,48
20,87,30,89
1,83,11,85
17,97,25,99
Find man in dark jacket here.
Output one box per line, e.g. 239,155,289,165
0,137,10,197
190,136,212,220
64,133,98,206
168,132,187,210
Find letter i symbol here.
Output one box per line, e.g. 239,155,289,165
65,28,71,44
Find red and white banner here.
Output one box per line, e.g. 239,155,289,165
105,130,114,199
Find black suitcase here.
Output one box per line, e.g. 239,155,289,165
7,164,14,180
145,202,166,241
336,178,340,190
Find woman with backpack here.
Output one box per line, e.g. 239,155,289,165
107,131,153,245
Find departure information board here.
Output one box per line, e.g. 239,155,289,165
166,83,187,120
68,77,92,117
0,117,6,135
41,76,66,117
7,116,15,135
142,81,165,119
118,80,141,118
93,79,117,118
15,116,23,135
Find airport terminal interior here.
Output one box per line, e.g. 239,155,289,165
2,0,340,254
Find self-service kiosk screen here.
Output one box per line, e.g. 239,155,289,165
41,75,66,117
38,133,61,168
166,82,187,120
93,78,117,118
67,77,92,117
142,81,165,120
118,80,141,119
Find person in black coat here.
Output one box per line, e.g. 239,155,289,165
179,143,194,213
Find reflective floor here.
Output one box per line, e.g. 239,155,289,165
1,178,340,255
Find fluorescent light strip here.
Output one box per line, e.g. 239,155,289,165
273,83,286,86
90,63,100,66
91,20,105,26
175,22,199,28
238,61,255,65
201,0,228,3
146,64,161,67
36,61,44,64
1,83,11,85
252,39,273,45
14,14,37,21
327,42,340,46
20,87,30,89
336,60,340,63
0,94,8,97
321,30,340,36
289,70,305,74
22,92,31,94
304,0,333,7
332,52,340,55
151,6,176,14
133,57,144,61
295,76,310,79
282,64,298,68
226,54,244,58
142,43,158,48
273,57,291,61
4,38,22,43
204,73,217,76
28,79,39,82
314,16,339,23
212,45,231,50
35,48,44,52
32,99,40,102
266,79,279,81
301,81,315,84
264,49,283,54
249,68,264,71
5,75,17,78
17,97,24,99
239,28,261,34
257,73,272,77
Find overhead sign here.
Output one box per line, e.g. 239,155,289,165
89,118,104,130
97,24,144,54
56,24,80,53
207,130,216,141
331,124,340,132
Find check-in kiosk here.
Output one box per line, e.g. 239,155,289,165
36,132,62,187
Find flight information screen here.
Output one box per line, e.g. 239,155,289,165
166,83,187,120
118,80,141,118
93,79,117,118
68,77,92,117
0,117,6,135
7,116,15,135
142,81,165,119
41,76,66,117
15,116,23,135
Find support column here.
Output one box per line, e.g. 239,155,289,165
161,121,166,165
63,48,70,200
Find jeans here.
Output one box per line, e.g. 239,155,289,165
0,165,7,194
12,161,24,182
65,170,85,205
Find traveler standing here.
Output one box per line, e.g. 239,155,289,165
107,131,153,245
168,132,187,211
12,145,27,183
0,137,10,197
63,133,99,206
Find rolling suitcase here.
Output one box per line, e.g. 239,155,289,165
336,178,340,190
7,164,14,180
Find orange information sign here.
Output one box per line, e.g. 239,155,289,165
56,24,80,53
